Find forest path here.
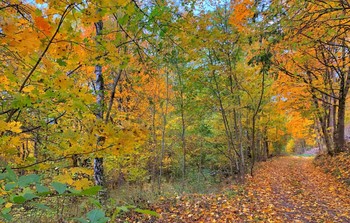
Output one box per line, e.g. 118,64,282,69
155,156,350,222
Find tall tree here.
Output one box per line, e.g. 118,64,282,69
265,0,350,154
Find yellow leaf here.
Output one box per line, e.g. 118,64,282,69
54,173,74,185
72,178,92,190
7,121,22,133
0,76,10,86
126,3,135,15
70,167,93,175
5,203,13,208
116,0,129,7
23,85,35,93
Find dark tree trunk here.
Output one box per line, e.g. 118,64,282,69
72,154,78,167
334,95,346,153
333,38,350,154
263,131,269,160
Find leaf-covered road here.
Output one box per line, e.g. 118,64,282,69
155,157,350,222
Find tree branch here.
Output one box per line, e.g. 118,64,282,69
19,3,75,93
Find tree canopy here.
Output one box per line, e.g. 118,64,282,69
1,0,350,221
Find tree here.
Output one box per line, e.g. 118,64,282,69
266,0,350,154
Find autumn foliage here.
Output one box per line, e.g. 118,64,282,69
1,0,350,222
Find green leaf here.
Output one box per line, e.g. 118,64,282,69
150,7,161,18
134,208,159,217
88,198,102,208
12,93,32,108
5,182,16,191
13,196,26,204
0,173,7,181
23,193,37,201
37,191,51,196
51,182,67,195
112,205,129,219
80,186,101,196
97,217,109,223
1,213,12,221
0,198,5,205
1,207,11,214
34,203,50,210
57,58,67,67
117,206,130,212
111,209,121,219
6,167,17,182
34,8,42,16
18,174,40,187
87,209,105,222
36,184,50,194
68,188,81,195
118,15,129,26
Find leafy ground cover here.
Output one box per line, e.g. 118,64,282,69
119,156,350,222
314,152,350,187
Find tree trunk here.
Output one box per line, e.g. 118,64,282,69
181,104,186,191
334,95,345,153
250,117,256,176
250,71,265,176
94,157,104,186
93,20,106,199
334,37,350,153
238,110,245,182
151,102,157,192
158,72,169,192
177,69,186,191
264,135,269,160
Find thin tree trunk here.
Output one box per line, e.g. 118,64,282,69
93,20,106,199
250,71,265,177
158,71,169,192
177,69,186,191
213,71,237,178
180,100,186,191
208,50,240,181
105,70,122,124
250,117,256,176
237,108,245,182
151,101,157,192
307,71,334,154
264,128,269,160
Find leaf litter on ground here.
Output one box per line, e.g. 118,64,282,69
117,156,350,222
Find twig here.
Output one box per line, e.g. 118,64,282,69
1,144,115,172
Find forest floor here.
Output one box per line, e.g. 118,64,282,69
129,156,350,222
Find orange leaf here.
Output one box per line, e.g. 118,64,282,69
34,16,52,35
